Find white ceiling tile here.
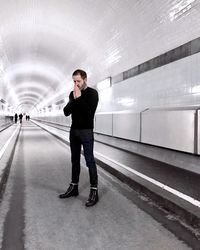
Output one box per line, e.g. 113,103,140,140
0,0,200,112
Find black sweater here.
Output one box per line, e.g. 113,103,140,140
63,87,99,129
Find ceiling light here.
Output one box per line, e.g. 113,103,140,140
191,85,200,94
169,0,196,21
97,77,111,90
117,98,135,107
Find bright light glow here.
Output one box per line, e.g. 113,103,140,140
0,61,4,72
3,62,67,113
4,103,8,111
17,91,44,99
37,84,69,110
84,67,92,78
191,85,200,94
4,62,65,83
31,77,71,115
97,78,111,90
12,81,54,93
99,87,112,103
106,48,121,66
51,109,63,116
4,79,19,107
169,0,196,21
66,81,74,90
117,98,135,107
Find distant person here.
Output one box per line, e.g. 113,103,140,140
26,115,28,121
19,113,23,124
14,113,18,123
59,69,99,207
28,115,30,121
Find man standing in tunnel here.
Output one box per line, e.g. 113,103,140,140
59,69,99,207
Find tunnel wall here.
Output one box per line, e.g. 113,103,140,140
33,106,200,155
97,52,200,113
0,115,14,130
33,49,200,154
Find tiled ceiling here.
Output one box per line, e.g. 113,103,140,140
0,0,200,112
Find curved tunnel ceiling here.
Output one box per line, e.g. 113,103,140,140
0,0,200,113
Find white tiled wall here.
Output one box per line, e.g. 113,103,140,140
113,113,140,141
95,114,112,135
97,52,200,113
141,109,196,153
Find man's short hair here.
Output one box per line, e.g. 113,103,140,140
72,69,87,80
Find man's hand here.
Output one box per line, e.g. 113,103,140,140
73,84,81,99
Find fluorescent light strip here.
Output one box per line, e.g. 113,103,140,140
95,151,200,208
0,126,19,160
97,78,111,90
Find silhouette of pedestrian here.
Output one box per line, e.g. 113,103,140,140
19,113,23,124
14,113,18,123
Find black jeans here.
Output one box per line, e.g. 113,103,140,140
70,129,98,187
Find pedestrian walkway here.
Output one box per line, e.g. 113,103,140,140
0,122,193,250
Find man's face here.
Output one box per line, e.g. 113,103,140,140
72,74,87,91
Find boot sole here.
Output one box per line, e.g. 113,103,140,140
85,199,99,207
59,193,79,199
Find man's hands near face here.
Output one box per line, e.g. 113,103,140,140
73,84,81,99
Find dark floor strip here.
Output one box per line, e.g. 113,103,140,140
98,167,200,250
0,126,20,201
1,128,25,250
0,123,14,133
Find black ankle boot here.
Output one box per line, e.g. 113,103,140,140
85,188,99,207
59,183,79,199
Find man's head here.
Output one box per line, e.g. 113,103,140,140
72,69,87,90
